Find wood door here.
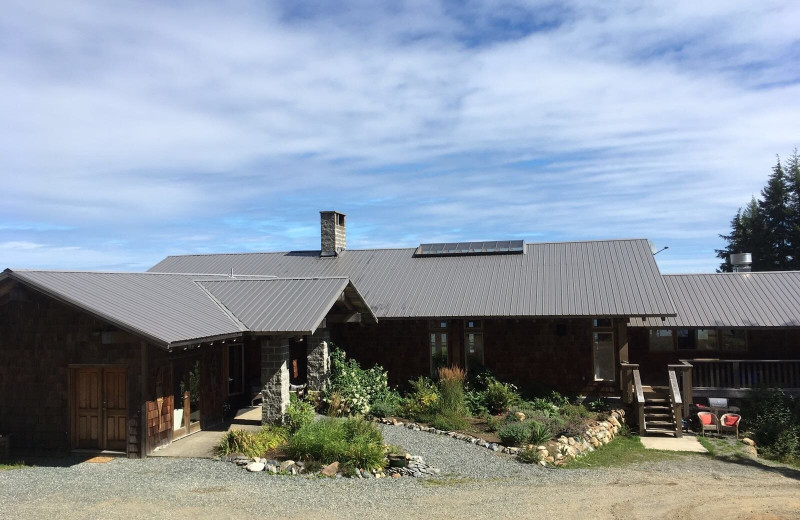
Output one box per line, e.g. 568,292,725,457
74,368,102,449
72,367,127,451
103,368,127,451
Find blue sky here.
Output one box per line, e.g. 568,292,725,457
1,1,799,273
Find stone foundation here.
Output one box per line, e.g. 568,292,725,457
261,337,289,424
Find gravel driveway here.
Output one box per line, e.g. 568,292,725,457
2,425,800,520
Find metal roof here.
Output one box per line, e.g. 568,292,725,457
149,239,676,318
1,269,372,347
198,277,376,334
629,272,800,328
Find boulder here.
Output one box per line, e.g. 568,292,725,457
279,460,296,472
742,437,756,446
321,462,339,477
246,462,265,472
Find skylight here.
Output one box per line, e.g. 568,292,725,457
414,240,524,257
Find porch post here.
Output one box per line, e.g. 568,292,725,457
261,336,290,424
306,328,330,392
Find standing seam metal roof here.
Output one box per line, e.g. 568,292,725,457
148,239,676,318
1,270,370,347
628,272,800,328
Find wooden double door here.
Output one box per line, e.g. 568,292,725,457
72,367,128,451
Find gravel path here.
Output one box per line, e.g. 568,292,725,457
2,427,800,520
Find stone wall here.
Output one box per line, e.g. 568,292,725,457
0,284,144,457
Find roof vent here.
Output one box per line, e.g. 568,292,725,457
730,253,752,272
414,240,524,257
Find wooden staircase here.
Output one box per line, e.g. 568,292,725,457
621,363,689,438
641,386,679,435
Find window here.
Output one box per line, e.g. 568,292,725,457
592,319,615,382
465,320,484,370
677,329,717,350
228,343,244,395
429,321,448,375
720,329,747,352
696,329,717,351
649,329,674,351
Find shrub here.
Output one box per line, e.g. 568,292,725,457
402,377,439,420
370,392,401,418
429,411,468,432
286,417,386,470
466,364,496,391
561,403,593,420
528,421,553,445
498,422,532,446
486,414,501,432
285,394,315,433
325,345,392,416
437,366,467,416
485,379,519,415
517,446,542,464
742,390,800,462
216,426,289,458
527,398,559,417
465,390,488,416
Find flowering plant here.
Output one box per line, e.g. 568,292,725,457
323,345,392,416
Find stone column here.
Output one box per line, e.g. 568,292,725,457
261,336,289,424
306,328,330,392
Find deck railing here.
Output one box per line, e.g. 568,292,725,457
685,359,800,390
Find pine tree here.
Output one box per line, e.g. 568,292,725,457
716,198,766,271
785,149,800,269
758,156,790,269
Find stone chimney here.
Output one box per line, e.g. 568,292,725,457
320,211,346,257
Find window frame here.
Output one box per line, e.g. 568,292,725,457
464,319,484,369
592,319,616,382
429,320,449,376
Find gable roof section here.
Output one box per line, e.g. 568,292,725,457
149,239,676,318
1,269,372,347
197,277,376,334
629,272,800,328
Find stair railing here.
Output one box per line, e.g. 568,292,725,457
619,363,639,405
632,369,646,435
667,369,683,438
670,361,693,419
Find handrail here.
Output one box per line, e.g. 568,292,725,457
685,358,800,390
632,370,645,403
667,369,684,438
632,369,646,435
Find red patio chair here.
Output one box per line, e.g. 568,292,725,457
697,411,719,437
719,413,741,439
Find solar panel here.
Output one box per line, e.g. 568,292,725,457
414,240,525,257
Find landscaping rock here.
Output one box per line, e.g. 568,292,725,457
279,460,296,472
246,462,265,472
742,438,755,446
321,462,339,477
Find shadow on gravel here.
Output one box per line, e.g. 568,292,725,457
710,454,800,481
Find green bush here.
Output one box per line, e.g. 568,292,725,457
286,417,386,470
216,426,289,457
285,394,315,433
370,392,401,418
324,345,392,416
429,411,468,432
486,413,501,432
528,421,553,445
517,446,542,464
742,390,800,462
485,379,519,414
402,377,439,420
498,422,531,446
465,390,488,416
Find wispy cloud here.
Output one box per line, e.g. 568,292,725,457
1,0,798,272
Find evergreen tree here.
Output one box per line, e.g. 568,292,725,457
717,150,799,272
758,156,790,269
785,149,800,269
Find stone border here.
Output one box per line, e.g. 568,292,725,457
377,409,627,466
220,453,440,479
